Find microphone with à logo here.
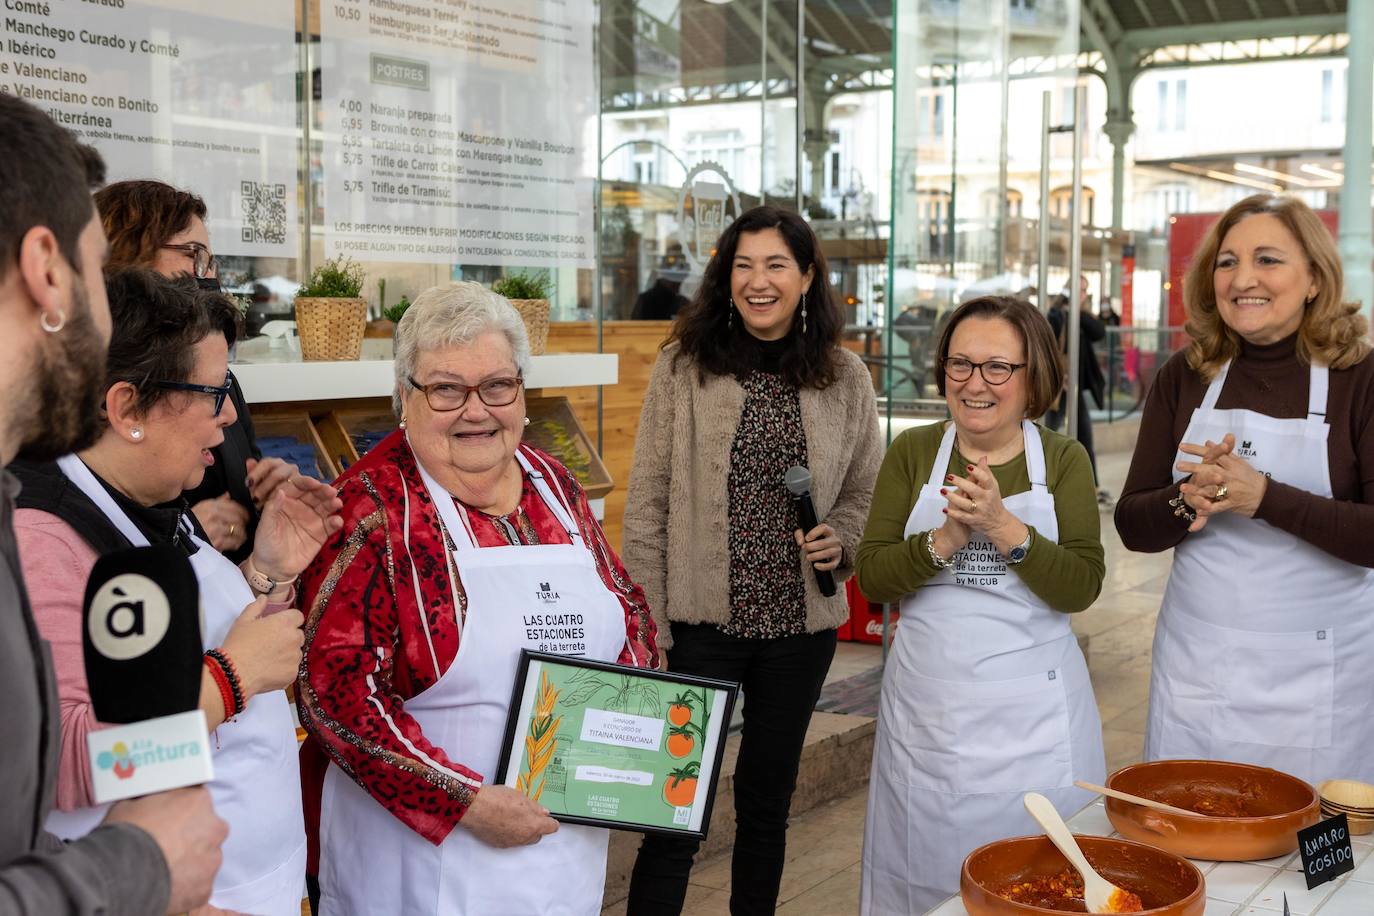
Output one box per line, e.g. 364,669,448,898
82,545,214,803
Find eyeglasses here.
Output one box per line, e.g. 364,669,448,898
161,242,218,280
941,357,1026,386
152,373,233,416
408,375,524,411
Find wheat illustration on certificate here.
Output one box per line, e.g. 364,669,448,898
497,651,738,838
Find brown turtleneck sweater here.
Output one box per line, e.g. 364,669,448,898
1114,333,1374,568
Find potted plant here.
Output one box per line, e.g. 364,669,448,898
295,257,367,360
365,281,410,338
383,296,412,324
492,270,552,355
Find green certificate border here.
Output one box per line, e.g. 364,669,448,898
495,650,738,839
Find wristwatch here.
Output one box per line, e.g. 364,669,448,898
1006,530,1033,565
245,558,295,596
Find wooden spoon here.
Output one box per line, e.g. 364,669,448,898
1075,780,1201,818
1024,792,1144,914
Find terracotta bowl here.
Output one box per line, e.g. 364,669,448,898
962,834,1204,916
1105,760,1321,861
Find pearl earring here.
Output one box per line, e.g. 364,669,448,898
523,416,531,427
130,427,143,440
399,417,407,429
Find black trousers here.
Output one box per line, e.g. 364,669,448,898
627,623,838,916
1046,389,1098,483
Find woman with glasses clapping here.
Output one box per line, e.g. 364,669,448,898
12,269,343,914
854,296,1107,914
295,282,657,915
96,179,295,562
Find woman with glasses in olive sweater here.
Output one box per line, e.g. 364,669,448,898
855,295,1106,915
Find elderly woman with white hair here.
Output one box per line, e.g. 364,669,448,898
296,281,658,915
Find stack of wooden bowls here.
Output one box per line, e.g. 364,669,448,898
1318,779,1374,835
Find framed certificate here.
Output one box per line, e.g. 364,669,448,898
495,651,738,839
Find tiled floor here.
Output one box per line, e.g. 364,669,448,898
603,449,1182,914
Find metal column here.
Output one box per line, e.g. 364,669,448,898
1340,1,1374,322
1065,84,1085,443
1037,91,1052,312
298,0,312,281
796,0,805,213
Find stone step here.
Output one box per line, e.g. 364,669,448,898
601,710,877,906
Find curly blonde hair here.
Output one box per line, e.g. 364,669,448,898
1182,193,1369,381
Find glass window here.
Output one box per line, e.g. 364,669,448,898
1049,186,1095,225
1174,79,1187,131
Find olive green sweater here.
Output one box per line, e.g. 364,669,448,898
855,422,1105,613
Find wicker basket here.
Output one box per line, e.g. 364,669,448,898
508,298,550,355
294,297,367,361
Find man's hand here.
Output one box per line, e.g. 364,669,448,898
105,786,227,915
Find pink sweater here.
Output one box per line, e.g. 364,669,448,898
14,508,291,811
15,509,103,811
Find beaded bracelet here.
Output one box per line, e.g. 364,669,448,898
204,648,246,717
203,653,236,719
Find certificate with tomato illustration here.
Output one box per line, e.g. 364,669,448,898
496,651,739,838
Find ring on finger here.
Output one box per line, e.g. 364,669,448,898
968,498,977,511
228,522,237,537
1212,483,1229,502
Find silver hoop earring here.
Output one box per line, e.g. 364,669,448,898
130,427,143,441
40,309,65,333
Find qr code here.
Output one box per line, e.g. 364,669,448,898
239,181,287,245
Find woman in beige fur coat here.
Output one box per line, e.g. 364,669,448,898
623,206,883,915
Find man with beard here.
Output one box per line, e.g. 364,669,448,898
0,94,229,915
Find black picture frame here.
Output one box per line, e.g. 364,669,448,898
495,650,739,840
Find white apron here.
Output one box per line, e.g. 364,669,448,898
48,454,307,915
319,446,629,916
861,421,1105,915
1146,362,1374,784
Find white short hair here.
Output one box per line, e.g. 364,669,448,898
392,281,532,416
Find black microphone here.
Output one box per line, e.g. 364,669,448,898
83,545,203,722
82,545,212,802
784,466,837,597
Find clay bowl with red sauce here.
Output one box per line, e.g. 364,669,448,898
1105,760,1321,861
962,834,1204,916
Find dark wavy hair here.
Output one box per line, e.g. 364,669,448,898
668,206,843,388
104,268,242,415
96,180,208,272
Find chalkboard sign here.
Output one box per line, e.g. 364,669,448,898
1297,813,1356,889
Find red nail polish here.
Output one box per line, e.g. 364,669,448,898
965,464,974,472
941,508,948,514
945,474,953,482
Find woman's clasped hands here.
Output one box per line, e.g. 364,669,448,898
937,457,1030,558
1175,433,1268,532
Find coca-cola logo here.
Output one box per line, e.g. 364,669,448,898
865,621,889,637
